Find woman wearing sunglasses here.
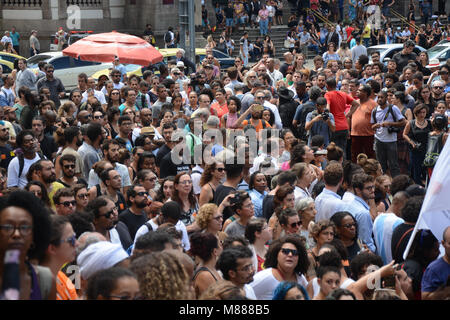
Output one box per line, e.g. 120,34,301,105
72,184,89,213
40,215,78,300
199,161,226,207
250,235,309,300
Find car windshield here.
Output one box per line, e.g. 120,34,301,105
27,55,52,69
427,46,448,60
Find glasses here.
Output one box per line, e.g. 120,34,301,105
281,248,299,256
59,200,76,207
64,164,76,169
47,70,54,73
434,86,443,89
216,168,225,173
248,76,257,78
83,115,92,119
290,221,302,228
136,191,149,197
213,215,223,221
364,185,375,190
0,224,33,237
60,234,77,247
0,128,8,132
77,193,88,199
94,115,104,119
343,223,356,229
255,96,264,100
99,207,118,218
111,92,120,95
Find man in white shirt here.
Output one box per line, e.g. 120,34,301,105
266,58,283,84
315,161,347,222
82,77,107,107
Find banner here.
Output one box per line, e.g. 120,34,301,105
403,138,450,260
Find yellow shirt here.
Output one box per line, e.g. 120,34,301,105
363,24,371,39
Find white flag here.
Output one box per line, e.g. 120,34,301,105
403,138,450,260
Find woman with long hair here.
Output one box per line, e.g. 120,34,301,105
263,35,275,57
195,203,228,243
199,161,226,207
189,232,223,298
107,88,121,109
154,176,175,203
392,91,413,175
330,211,363,263
417,85,436,118
322,42,340,65
106,106,121,139
172,172,199,232
245,218,272,272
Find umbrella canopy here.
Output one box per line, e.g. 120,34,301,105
62,31,163,66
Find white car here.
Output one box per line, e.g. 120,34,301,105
367,44,426,64
427,43,450,68
27,51,112,91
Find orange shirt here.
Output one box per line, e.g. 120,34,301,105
242,119,272,132
351,99,377,136
210,101,229,119
57,271,78,300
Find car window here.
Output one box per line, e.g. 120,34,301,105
385,48,401,59
213,50,228,59
1,63,12,74
427,45,447,60
442,49,450,60
51,56,72,69
73,59,101,67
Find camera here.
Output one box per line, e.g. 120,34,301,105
321,110,330,121
388,127,401,134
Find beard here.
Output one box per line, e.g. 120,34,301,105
136,200,147,209
76,138,83,147
43,174,56,184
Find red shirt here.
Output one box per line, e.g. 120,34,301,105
325,90,355,131
210,101,229,119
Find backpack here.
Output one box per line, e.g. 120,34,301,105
423,133,444,168
145,221,154,232
164,31,172,44
297,102,316,140
371,104,400,133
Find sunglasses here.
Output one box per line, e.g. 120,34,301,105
290,221,301,228
64,164,76,169
61,234,77,247
281,248,299,256
94,115,104,119
136,191,149,197
60,200,76,207
434,86,443,89
99,207,117,218
77,193,88,199
111,92,120,95
343,223,356,229
216,168,225,172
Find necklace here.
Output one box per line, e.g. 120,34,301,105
416,119,426,126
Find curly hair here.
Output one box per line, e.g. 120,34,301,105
199,162,219,187
0,190,52,261
86,267,137,300
130,251,191,300
357,153,380,177
189,231,219,262
196,203,218,230
264,235,309,275
309,220,336,242
273,185,295,209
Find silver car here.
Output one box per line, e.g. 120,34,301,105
427,43,450,68
367,44,426,64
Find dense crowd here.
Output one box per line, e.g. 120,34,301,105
0,1,449,302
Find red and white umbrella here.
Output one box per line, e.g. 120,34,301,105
62,31,163,66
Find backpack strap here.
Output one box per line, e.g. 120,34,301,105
388,105,397,123
145,222,153,232
18,153,25,179
394,227,414,261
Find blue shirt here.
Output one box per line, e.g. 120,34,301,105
421,257,450,293
249,189,268,218
10,32,20,46
373,213,404,264
345,195,376,252
315,188,346,222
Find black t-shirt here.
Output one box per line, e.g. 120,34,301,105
156,144,171,167
0,144,14,170
159,150,190,179
224,7,234,19
119,208,148,240
40,134,58,161
391,223,415,263
262,194,275,222
214,185,236,222
115,221,133,251
392,51,417,73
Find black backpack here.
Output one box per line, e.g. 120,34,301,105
164,31,171,44
297,102,316,140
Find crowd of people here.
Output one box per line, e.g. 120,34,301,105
0,2,449,302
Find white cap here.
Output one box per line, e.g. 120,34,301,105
177,61,185,68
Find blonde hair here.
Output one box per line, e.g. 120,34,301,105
196,203,218,230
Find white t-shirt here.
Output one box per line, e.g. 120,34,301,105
7,153,41,188
109,228,121,245
133,218,190,252
250,268,308,300
244,284,257,300
191,165,204,195
82,90,107,105
87,162,131,188
294,186,310,201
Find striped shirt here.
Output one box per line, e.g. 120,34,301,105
373,213,404,265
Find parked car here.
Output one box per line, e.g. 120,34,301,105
27,51,112,91
427,43,450,68
0,59,15,75
0,52,26,64
367,44,426,64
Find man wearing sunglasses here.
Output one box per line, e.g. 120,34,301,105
54,188,77,216
119,185,150,240
57,154,87,188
